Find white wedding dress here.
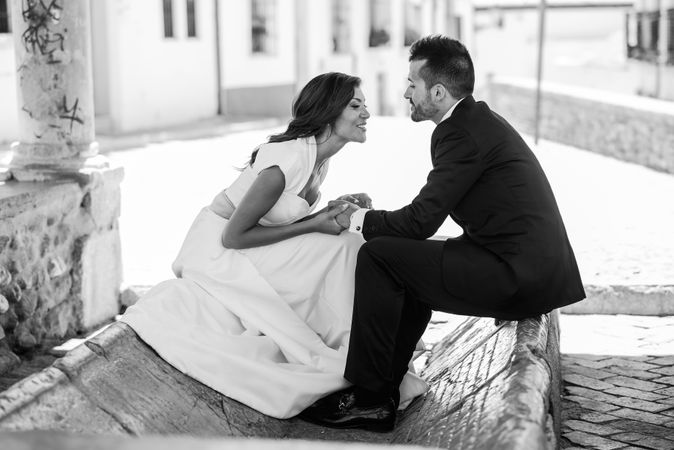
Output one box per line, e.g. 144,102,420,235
120,137,427,419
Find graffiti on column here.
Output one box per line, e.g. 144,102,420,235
21,0,65,65
17,0,88,142
59,95,83,133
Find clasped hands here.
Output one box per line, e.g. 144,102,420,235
328,193,373,230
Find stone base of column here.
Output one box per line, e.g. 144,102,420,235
0,165,124,356
3,141,109,182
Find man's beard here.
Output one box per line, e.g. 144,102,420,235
410,96,438,122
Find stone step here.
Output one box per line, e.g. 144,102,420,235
0,313,561,449
0,354,57,392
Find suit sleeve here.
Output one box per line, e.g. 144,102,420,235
363,128,483,240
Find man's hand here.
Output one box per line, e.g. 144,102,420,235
328,200,359,229
312,204,349,235
336,193,373,209
334,209,352,229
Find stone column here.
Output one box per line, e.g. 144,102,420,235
0,0,123,353
6,0,107,181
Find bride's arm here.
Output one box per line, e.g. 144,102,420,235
222,167,347,249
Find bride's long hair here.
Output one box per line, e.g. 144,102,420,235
247,72,361,166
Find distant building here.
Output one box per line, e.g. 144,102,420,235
0,0,470,141
470,0,635,93
626,0,674,100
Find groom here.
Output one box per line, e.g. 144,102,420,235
300,35,585,431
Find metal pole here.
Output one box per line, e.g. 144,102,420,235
534,0,546,145
214,0,223,115
656,0,666,98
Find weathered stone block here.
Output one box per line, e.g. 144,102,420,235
14,322,37,351
79,229,122,328
0,169,123,359
0,341,20,376
0,308,18,335
0,367,125,433
85,167,123,229
42,301,76,339
0,294,8,314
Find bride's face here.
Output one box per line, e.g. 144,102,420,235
332,87,370,144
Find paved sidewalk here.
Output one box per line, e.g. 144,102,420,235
560,315,674,449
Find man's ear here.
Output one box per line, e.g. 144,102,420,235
431,84,447,101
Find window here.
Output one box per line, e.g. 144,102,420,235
369,0,391,47
0,0,10,34
332,0,350,53
626,11,638,58
446,4,463,41
403,0,422,47
636,12,644,54
647,11,659,52
186,0,197,37
626,10,665,64
452,16,463,42
163,0,174,38
251,0,276,54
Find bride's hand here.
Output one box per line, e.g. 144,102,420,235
311,204,349,235
336,193,373,209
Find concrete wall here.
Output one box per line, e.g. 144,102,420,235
293,0,473,118
488,77,674,174
218,0,297,117
0,33,18,145
633,61,674,101
0,169,123,374
217,0,474,118
1,0,475,137
93,0,219,133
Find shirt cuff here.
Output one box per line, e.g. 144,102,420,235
348,208,368,234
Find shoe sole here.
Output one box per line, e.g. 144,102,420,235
297,414,394,433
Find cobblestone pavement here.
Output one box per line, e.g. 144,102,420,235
560,314,674,449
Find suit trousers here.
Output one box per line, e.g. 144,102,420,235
344,236,510,400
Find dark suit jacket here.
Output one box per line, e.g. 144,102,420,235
362,96,585,318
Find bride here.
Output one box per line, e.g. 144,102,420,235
120,72,427,419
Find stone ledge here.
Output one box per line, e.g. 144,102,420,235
488,77,674,174
0,313,560,449
492,76,674,116
562,285,674,316
0,431,429,450
0,181,79,221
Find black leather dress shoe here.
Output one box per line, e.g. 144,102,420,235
298,387,396,432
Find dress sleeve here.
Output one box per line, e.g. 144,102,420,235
251,141,309,193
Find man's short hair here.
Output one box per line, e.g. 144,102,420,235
409,35,475,99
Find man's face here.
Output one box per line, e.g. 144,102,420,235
404,60,440,122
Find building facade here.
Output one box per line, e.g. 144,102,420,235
626,0,674,100
0,0,469,141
